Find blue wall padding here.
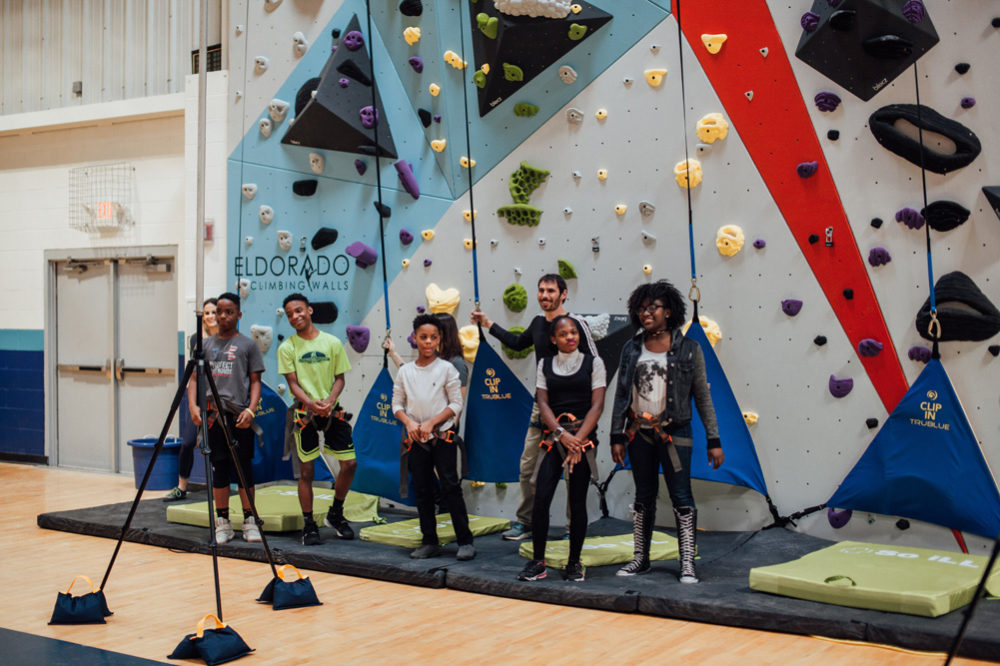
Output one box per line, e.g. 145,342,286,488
0,347,44,457
350,367,413,504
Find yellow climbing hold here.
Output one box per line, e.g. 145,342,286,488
571,3,582,13
420,229,435,241
614,204,627,216
463,210,477,222
642,264,653,275
460,156,476,168
715,224,745,256
404,26,421,45
701,33,727,54
425,283,460,315
429,83,441,96
463,238,477,249
645,68,667,87
595,108,608,120
480,63,490,74
696,112,729,143
443,50,467,70
682,315,722,347
597,168,608,181
401,258,411,268
431,139,447,152
458,325,480,363
674,158,702,189
743,411,759,425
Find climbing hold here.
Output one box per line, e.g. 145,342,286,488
399,0,423,16
345,326,371,353
259,118,273,138
716,225,745,256
579,313,609,340
277,230,293,251
868,246,891,266
623,77,633,86
359,105,378,129
351,160,366,177
827,130,840,141
403,26,421,45
743,412,759,425
673,159,702,189
343,30,364,51
954,62,970,75
902,0,926,23
562,207,573,216
566,108,584,124
922,201,970,232
759,47,769,57
908,345,931,363
797,161,819,178
696,113,728,143
614,204,627,216
781,299,803,317
695,143,711,155
639,230,657,245
460,156,476,168
828,375,854,398
870,217,883,229
263,0,282,12
650,44,660,54
373,202,391,218
558,65,578,84
428,83,441,96
984,186,1000,222
744,90,754,101
462,239,477,250
420,229,434,241
568,23,587,40
430,139,446,153
245,236,254,247
570,3,582,13
462,210,477,222
642,264,652,275
293,180,318,197
497,204,543,227
800,11,820,32
857,338,884,357
814,91,841,112
537,239,546,247
638,201,655,216
399,228,414,245
814,335,827,346
473,70,487,89
989,345,1000,357
423,259,432,267
595,108,607,120
242,183,258,200
417,108,432,127
960,96,976,109
501,326,533,360
490,239,499,247
259,205,274,224
701,33,727,54
916,271,1000,342
895,207,924,230
268,99,289,123
597,169,608,181
993,17,1000,28
458,325,480,363
254,55,270,74
237,279,250,300
443,50,467,70
514,102,539,117
644,69,667,87
426,283,460,315
843,289,854,300
308,152,324,175
571,170,582,180
752,238,765,249
869,104,981,174
866,418,879,429
808,234,820,244
503,63,524,82
591,236,600,253
292,32,309,58
408,56,424,73
557,259,577,280
503,283,528,312
394,160,420,200
827,508,852,529
514,267,523,275
311,227,338,251
476,13,499,39
345,241,378,268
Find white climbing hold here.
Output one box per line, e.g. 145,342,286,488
401,258,411,268
254,56,270,74
563,207,573,215
235,24,245,35
623,77,634,86
696,143,711,155
759,47,769,57
277,383,287,394
292,31,308,57
268,98,289,123
571,170,582,180
642,230,656,243
514,266,523,275
650,44,660,54
250,325,273,354
494,0,573,18
238,278,250,299
638,201,655,216
259,205,274,224
309,152,324,174
277,230,293,251
744,90,754,101
490,238,499,247
538,238,546,246
241,184,258,200
245,236,254,246
579,313,609,340
558,65,578,84
276,308,284,317
259,117,273,138
566,108,584,124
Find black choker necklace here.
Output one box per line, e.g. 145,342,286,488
647,328,668,337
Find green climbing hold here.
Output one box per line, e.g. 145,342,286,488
503,63,524,82
473,70,486,89
568,23,588,40
477,13,498,39
508,161,550,204
503,283,528,312
557,259,577,280
513,102,539,117
497,204,543,227
502,326,534,360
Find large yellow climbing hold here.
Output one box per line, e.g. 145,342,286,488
715,224,745,256
430,139,447,152
674,158,702,189
458,325,480,363
443,50,467,70
426,283,460,315
404,26,421,45
645,68,668,87
683,315,723,347
696,112,729,143
701,33,727,54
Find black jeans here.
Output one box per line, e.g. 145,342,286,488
531,448,591,564
628,431,694,509
408,439,472,546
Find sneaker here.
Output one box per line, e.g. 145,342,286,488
215,516,234,544
501,522,532,541
301,517,321,546
517,559,547,581
558,531,571,541
456,544,476,561
470,481,486,488
162,487,187,502
410,544,441,559
564,561,586,582
324,508,355,540
616,558,651,577
242,516,262,542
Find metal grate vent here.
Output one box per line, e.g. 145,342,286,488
68,162,137,231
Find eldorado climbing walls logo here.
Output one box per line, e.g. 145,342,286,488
911,389,950,431
482,367,511,400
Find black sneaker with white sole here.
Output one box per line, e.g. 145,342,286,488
301,517,321,546
517,560,547,581
324,509,355,540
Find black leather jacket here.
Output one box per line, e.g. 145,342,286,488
609,328,720,448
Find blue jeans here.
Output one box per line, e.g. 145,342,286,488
628,430,694,510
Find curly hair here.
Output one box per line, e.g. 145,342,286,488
626,280,686,331
412,313,443,335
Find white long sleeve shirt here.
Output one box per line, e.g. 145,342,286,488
391,358,463,440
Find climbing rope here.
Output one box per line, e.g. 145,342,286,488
456,2,481,309
912,64,940,359
674,0,699,314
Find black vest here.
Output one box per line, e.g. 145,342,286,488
542,354,595,418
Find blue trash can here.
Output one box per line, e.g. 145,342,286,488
127,436,183,490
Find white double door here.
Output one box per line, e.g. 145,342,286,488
52,252,179,472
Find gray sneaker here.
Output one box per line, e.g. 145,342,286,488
501,522,532,541
456,544,476,561
215,516,234,544
410,544,441,559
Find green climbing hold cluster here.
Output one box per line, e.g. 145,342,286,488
476,13,498,39
557,259,577,280
568,23,588,40
513,102,539,117
473,70,486,89
503,63,524,82
508,161,550,204
503,283,528,312
502,326,534,360
497,204,543,227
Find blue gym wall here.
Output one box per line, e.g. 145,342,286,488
0,330,45,459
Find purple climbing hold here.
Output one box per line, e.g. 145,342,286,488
338,77,350,88
416,305,425,313
781,299,803,317
331,44,338,54
359,106,378,129
829,375,854,398
826,0,843,5
827,508,852,529
345,325,371,353
800,11,820,32
895,207,925,230
354,159,367,175
423,258,432,267
814,91,841,112
868,246,891,266
407,332,417,349
343,30,364,51
752,238,766,249
857,338,884,357
408,56,424,73
394,160,420,200
345,241,378,268
902,0,925,23
908,345,932,363
960,96,976,109
399,228,414,245
796,161,819,178
433,114,442,123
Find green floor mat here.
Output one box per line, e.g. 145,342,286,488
749,540,1000,618
359,515,510,548
518,532,679,568
166,485,380,532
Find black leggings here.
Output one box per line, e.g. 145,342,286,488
531,448,591,564
409,439,472,546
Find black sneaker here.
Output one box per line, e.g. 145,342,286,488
301,517,321,546
162,487,187,502
564,561,586,582
324,509,355,540
517,560,547,581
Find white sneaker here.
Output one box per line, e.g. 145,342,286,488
242,516,262,542
215,516,235,544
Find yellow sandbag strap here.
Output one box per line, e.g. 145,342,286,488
65,574,99,595
277,564,305,582
195,613,226,638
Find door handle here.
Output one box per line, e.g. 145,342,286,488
115,360,176,378
115,358,125,382
58,363,113,379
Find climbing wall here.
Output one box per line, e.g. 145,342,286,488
225,0,999,550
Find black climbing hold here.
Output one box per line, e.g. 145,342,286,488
921,200,970,232
277,334,285,341
863,34,914,59
417,108,432,128
954,62,970,75
374,202,392,218
311,227,339,251
814,335,828,346
866,417,879,429
828,9,856,31
843,289,854,300
827,129,840,141
992,17,1000,28
988,345,1000,357
869,104,981,174
895,519,910,530
916,271,1000,342
808,234,820,244
983,186,1000,222
293,179,318,196
870,217,883,229
399,0,422,17
332,28,341,39
311,301,339,324
356,145,378,155
336,59,372,87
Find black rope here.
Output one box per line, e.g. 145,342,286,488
913,64,940,359
675,0,698,298
456,3,480,307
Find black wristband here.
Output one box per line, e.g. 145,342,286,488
707,437,722,450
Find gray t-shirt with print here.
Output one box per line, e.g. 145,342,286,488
204,333,265,413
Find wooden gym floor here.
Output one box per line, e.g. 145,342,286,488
0,462,989,665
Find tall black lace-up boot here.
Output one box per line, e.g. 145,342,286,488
675,506,698,583
617,502,653,576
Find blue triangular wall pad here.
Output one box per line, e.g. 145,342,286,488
352,367,413,505
828,358,1000,539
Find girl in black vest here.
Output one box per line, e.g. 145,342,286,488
517,315,606,582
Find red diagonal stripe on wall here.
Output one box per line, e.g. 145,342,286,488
674,0,907,412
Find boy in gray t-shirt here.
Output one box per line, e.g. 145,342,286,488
188,292,265,544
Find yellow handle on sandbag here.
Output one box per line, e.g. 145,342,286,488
195,613,226,638
64,574,100,595
277,564,305,581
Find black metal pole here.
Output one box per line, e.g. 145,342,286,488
195,338,224,621
944,535,1000,665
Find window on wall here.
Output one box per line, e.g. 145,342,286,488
191,44,223,74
